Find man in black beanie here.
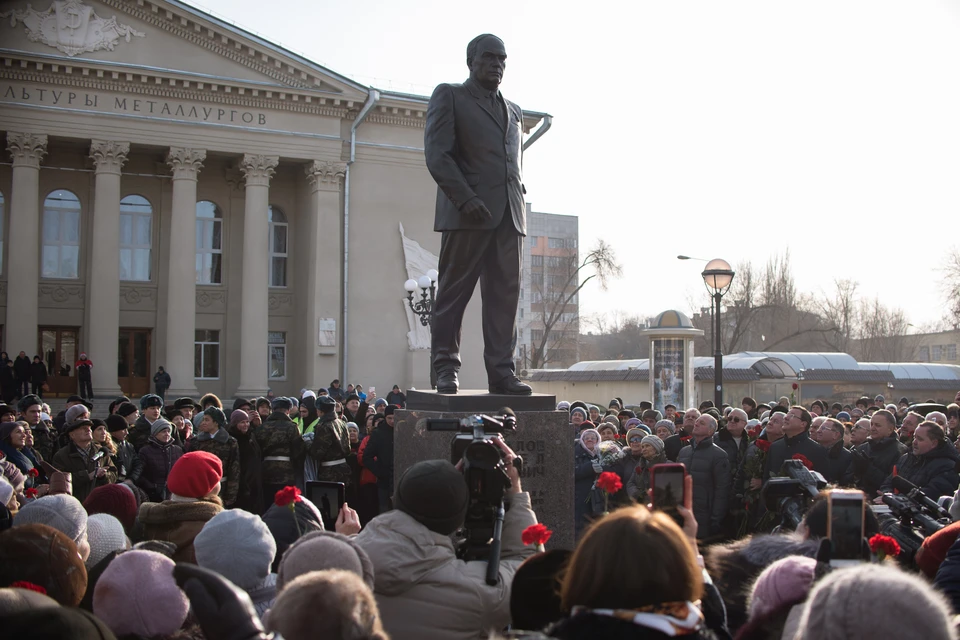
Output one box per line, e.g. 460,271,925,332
357,444,539,640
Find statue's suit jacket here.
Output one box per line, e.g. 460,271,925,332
424,77,526,235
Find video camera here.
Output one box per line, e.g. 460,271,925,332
762,459,827,531
874,476,949,563
426,410,520,585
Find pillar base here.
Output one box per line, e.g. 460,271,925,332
234,386,269,400
92,384,124,399
165,385,200,401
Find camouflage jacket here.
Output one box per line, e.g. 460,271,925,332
30,422,57,461
254,412,306,486
185,429,240,507
309,416,352,486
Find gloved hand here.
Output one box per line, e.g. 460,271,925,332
591,460,603,474
173,563,270,640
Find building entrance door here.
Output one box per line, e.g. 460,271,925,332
118,329,151,398
39,327,79,397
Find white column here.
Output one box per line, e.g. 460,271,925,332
164,148,206,398
5,133,47,354
235,154,278,397
88,140,129,397
302,160,346,389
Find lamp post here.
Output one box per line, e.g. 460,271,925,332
701,259,735,407
404,269,439,389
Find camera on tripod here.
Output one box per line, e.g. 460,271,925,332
426,410,520,585
762,459,827,531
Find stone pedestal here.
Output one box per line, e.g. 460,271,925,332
394,405,575,550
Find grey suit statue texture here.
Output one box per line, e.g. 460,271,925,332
424,34,532,396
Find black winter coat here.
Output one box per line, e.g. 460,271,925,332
822,441,854,486
851,435,907,498
363,424,394,491
137,436,184,502
111,438,142,484
663,431,690,462
13,355,30,381
29,361,47,384
677,435,731,539
879,441,960,500
763,431,829,481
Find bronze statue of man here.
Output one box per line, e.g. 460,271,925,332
424,34,531,396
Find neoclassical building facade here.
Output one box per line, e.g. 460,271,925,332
0,0,550,399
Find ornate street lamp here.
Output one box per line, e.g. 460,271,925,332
701,259,735,407
404,269,439,389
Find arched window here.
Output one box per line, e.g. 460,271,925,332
268,205,287,287
120,195,152,281
42,190,81,279
196,201,222,285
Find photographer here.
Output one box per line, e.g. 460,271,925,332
356,438,537,639
877,421,960,503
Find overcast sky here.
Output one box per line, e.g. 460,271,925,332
185,0,959,331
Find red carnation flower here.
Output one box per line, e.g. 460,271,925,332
756,439,772,453
792,382,799,390
521,523,553,547
597,471,623,494
869,534,901,560
680,435,692,444
27,468,39,477
24,488,38,499
10,581,47,594
791,453,814,470
274,486,302,508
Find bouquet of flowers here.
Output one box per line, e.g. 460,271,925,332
597,439,625,468
869,534,901,561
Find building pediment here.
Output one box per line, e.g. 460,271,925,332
0,0,368,100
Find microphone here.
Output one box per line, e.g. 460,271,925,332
891,476,951,519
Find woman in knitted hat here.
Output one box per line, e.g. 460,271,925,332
574,428,603,539
137,451,225,562
597,423,620,444
796,563,955,640
626,433,666,502
655,419,676,440
136,417,184,503
277,530,374,592
94,549,193,639
195,509,278,618
228,409,264,514
570,406,587,431
737,555,820,640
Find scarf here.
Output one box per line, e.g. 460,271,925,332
579,429,601,457
571,601,703,636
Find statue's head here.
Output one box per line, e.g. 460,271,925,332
466,34,506,90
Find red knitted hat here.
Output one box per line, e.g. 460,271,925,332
918,521,960,579
166,451,222,499
83,484,138,533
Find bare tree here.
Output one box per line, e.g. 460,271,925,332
942,247,960,330
818,279,860,352
856,297,914,362
527,240,622,369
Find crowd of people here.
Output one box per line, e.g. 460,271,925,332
2,382,960,640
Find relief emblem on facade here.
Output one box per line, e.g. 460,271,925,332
1,0,145,57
